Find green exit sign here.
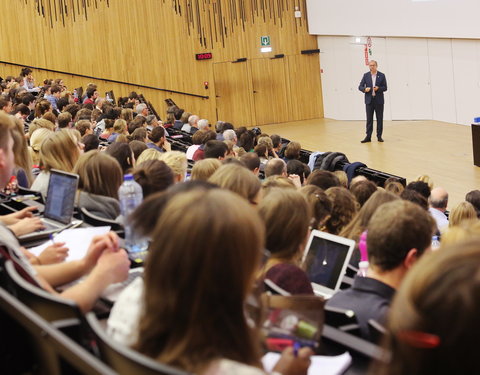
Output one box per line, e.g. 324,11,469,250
260,36,271,46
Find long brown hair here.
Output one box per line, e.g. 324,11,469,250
135,189,264,373
39,129,81,172
73,150,123,199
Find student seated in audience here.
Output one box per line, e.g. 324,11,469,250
57,111,72,129
129,140,148,161
428,186,449,232
107,119,128,143
158,151,188,183
185,130,205,160
465,189,480,218
340,191,399,265
209,164,261,205
73,150,123,220
262,176,296,194
129,127,148,143
82,133,100,152
31,129,84,198
287,160,309,185
75,119,94,137
258,188,313,295
332,170,348,188
327,200,435,341
133,188,313,374
204,139,228,160
448,201,477,227
324,187,359,235
190,158,222,182
240,152,261,176
192,130,217,161
0,113,129,312
106,142,135,175
28,128,53,169
132,159,174,198
11,120,34,187
146,126,171,152
299,185,332,231
400,188,428,211
265,158,287,178
28,118,55,138
283,141,301,162
306,170,340,191
371,237,480,375
349,179,377,207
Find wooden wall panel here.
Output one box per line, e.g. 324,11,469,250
0,0,322,125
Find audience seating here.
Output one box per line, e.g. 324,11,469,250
86,312,193,375
79,207,124,237
0,269,115,375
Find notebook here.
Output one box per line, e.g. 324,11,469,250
19,169,82,243
301,230,355,299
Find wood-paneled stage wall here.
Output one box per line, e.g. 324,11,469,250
0,0,323,126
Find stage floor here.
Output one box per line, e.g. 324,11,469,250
260,118,480,208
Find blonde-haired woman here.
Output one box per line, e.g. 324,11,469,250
31,129,84,197
73,150,123,220
190,158,222,181
29,128,53,168
158,151,188,183
448,201,478,227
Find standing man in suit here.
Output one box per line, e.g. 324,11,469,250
359,60,387,143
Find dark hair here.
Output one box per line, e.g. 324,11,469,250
63,103,81,120
13,104,30,116
86,87,97,98
406,181,431,200
401,189,429,211
204,140,228,159
367,200,434,271
237,132,254,152
465,190,480,218
307,170,341,191
133,160,174,198
270,134,281,148
173,107,184,120
149,126,165,143
50,85,62,95
287,160,307,184
20,68,32,77
56,97,69,112
82,134,100,152
350,180,378,207
129,140,148,161
130,127,148,142
240,153,260,172
21,93,35,106
106,142,134,174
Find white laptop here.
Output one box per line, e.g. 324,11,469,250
19,169,82,243
301,230,355,299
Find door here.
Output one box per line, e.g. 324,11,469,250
250,58,290,125
213,61,254,127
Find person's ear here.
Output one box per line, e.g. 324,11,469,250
403,248,418,270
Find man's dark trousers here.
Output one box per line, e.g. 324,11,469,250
365,96,383,140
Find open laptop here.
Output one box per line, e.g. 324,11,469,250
301,230,355,299
19,169,82,243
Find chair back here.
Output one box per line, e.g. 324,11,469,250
79,206,124,234
86,312,194,375
5,260,82,322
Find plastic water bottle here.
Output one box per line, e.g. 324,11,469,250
431,235,440,251
118,174,148,253
357,261,369,277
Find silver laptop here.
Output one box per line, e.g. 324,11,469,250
19,169,81,242
301,230,355,299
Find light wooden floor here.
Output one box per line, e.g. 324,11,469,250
260,118,480,208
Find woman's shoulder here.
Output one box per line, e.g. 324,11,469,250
265,262,314,295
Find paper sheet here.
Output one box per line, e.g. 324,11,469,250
262,351,352,375
27,226,111,262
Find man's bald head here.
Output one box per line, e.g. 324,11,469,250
430,187,448,210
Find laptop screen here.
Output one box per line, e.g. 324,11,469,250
301,230,355,295
44,170,79,224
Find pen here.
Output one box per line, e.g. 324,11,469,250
49,233,56,245
293,341,301,357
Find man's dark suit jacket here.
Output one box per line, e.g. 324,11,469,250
358,71,387,105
